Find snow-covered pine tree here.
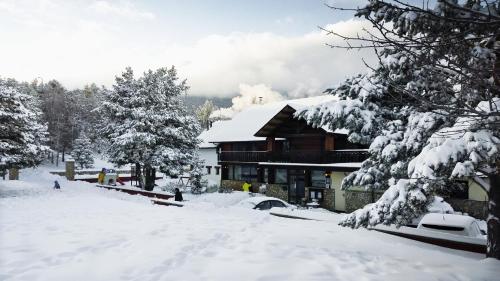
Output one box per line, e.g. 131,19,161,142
100,67,201,191
196,100,217,130
71,135,94,169
189,150,205,194
38,80,75,165
298,0,500,258
0,78,49,171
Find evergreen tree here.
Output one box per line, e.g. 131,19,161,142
38,80,75,165
0,78,49,170
71,135,94,169
189,151,205,194
196,100,217,130
70,84,106,147
299,0,500,258
101,67,201,191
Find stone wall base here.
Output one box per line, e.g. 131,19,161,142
304,187,335,211
266,184,288,202
447,199,488,219
345,190,384,213
220,180,268,193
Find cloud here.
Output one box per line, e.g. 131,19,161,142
0,1,376,99
232,84,285,111
160,19,377,97
211,84,285,119
88,1,155,20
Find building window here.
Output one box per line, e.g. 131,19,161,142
282,141,290,152
232,165,241,180
275,168,287,184
311,170,325,188
241,166,258,182
206,166,212,174
309,189,323,200
226,165,258,181
215,166,220,175
228,165,234,180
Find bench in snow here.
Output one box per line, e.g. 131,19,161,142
96,184,174,200
151,199,184,207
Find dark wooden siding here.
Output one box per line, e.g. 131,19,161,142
289,137,323,151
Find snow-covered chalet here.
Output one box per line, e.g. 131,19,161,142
200,96,369,212
200,96,489,216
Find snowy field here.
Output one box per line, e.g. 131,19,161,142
1,170,499,281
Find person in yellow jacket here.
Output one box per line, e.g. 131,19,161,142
97,168,106,184
242,180,252,192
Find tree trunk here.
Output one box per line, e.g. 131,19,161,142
152,168,156,186
144,164,155,191
135,163,143,189
487,171,500,259
62,148,65,162
486,34,500,259
56,151,59,167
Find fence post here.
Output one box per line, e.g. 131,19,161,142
8,168,19,180
65,160,75,181
130,164,136,186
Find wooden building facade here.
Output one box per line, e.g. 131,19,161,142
216,104,369,211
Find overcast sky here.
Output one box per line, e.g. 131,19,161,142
0,0,381,97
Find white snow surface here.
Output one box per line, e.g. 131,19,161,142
1,169,499,281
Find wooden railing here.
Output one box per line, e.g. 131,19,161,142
218,150,368,164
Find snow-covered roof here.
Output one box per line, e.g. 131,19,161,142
198,124,223,148
201,95,342,143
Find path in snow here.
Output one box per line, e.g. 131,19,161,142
0,170,499,281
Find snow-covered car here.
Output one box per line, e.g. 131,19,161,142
237,197,292,210
417,213,486,238
407,196,454,227
372,213,487,253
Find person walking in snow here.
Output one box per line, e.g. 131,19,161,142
53,180,60,190
98,168,106,185
242,180,252,193
174,188,183,202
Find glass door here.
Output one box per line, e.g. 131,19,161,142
288,170,305,204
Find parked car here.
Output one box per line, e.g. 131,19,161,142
238,197,292,210
407,196,454,227
372,213,487,253
417,213,486,237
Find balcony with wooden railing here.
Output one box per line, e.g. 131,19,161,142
218,149,368,164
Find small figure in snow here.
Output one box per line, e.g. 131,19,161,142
258,184,267,195
98,168,106,184
53,180,61,190
242,180,252,193
174,188,183,202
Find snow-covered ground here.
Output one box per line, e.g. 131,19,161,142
1,169,499,281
